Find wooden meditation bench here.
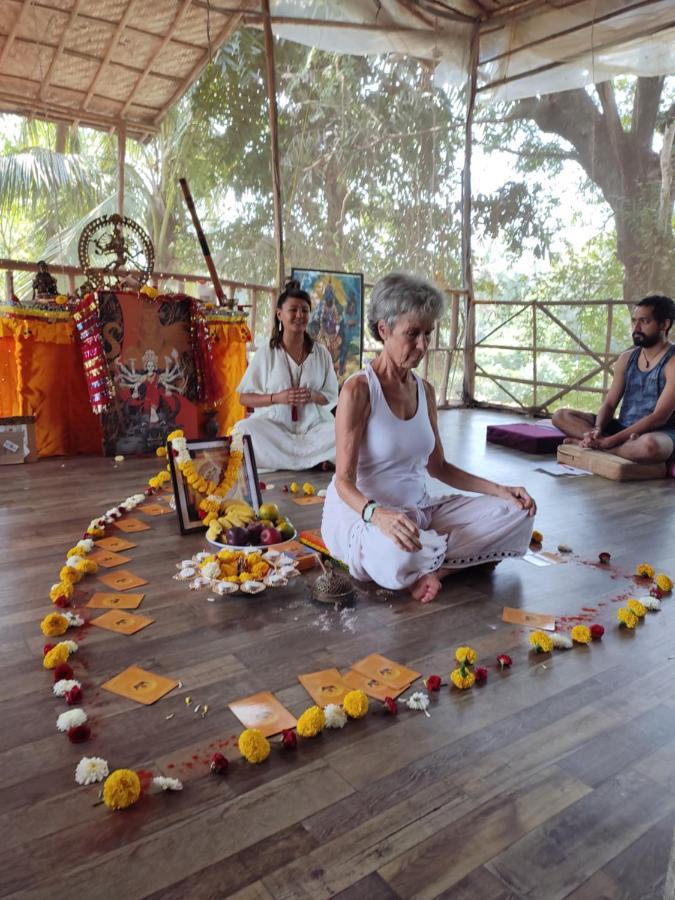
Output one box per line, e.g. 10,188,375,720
557,443,667,481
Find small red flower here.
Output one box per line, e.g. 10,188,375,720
54,595,70,608
590,624,605,640
145,488,153,496
210,752,228,774
598,552,611,565
43,643,55,656
282,484,289,493
424,675,442,692
67,724,90,743
650,586,664,599
198,509,207,520
259,481,267,491
496,654,512,670
65,685,83,705
281,729,297,749
383,697,398,715
474,666,488,684
53,663,74,681
81,532,90,540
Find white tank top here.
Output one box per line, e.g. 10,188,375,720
353,364,435,509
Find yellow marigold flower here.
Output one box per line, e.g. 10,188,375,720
140,285,159,299
635,563,655,579
627,598,646,618
289,482,299,494
529,630,554,653
156,446,167,457
238,728,270,764
148,476,160,489
570,624,592,644
43,643,71,669
83,559,98,574
656,573,673,593
103,769,141,810
50,581,73,603
218,550,238,562
302,482,316,496
40,612,69,637
450,666,475,689
531,530,543,543
455,646,477,665
617,607,638,629
60,566,82,584
167,429,184,441
87,526,105,537
297,705,326,738
66,546,82,557
343,689,369,719
54,294,69,306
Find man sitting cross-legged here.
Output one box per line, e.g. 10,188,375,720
552,294,675,463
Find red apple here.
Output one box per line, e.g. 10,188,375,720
260,526,282,546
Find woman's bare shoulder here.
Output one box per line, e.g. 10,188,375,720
340,372,370,405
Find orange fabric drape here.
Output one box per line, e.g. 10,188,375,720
0,314,102,456
207,319,251,435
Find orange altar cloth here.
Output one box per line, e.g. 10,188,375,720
0,305,251,457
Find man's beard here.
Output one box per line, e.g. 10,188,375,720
632,332,660,347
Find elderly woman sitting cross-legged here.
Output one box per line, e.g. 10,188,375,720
321,272,536,603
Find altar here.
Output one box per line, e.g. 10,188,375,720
0,298,251,458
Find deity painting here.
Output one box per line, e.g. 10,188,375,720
291,268,364,386
115,348,186,426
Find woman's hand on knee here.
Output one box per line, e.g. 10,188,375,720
371,507,422,551
499,485,537,516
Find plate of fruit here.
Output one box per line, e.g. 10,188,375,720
205,501,296,550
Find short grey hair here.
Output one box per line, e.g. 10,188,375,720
367,272,445,343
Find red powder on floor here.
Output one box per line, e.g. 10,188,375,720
137,769,154,793
167,763,175,769
581,607,597,612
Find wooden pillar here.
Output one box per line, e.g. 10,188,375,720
461,25,479,406
261,0,285,295
117,124,126,217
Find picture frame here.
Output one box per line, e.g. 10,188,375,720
291,267,364,386
168,434,262,535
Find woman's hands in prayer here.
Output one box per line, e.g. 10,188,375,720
498,484,537,516
371,507,422,552
274,387,312,406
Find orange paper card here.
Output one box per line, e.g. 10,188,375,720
502,606,556,631
91,610,154,635
342,669,409,701
228,691,297,737
137,503,172,516
86,591,144,610
113,517,151,533
352,653,420,691
101,665,178,705
99,569,148,591
291,495,325,506
298,668,351,707
88,548,131,568
94,536,137,552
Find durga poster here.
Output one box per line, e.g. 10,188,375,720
99,291,198,455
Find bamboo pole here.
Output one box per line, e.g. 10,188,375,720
603,302,614,392
461,24,479,405
261,0,285,295
117,124,126,217
179,177,225,305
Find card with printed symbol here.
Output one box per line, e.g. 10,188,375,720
137,504,172,516
86,592,144,610
88,548,130,568
98,570,148,591
352,653,420,691
502,607,556,631
113,517,151,533
298,668,351,707
227,691,296,737
101,666,178,705
91,610,154,635
342,669,409,701
94,537,137,552
291,495,325,506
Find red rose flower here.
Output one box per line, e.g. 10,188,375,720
145,488,153,496
43,643,55,656
172,448,179,458
496,654,512,670
65,685,83,705
590,624,605,640
53,663,74,681
198,509,207,520
281,729,297,749
210,752,228,774
54,595,70,608
598,552,611,564
282,484,289,493
474,666,488,684
650,586,664,599
424,675,442,692
67,724,90,743
259,481,267,491
383,697,398,715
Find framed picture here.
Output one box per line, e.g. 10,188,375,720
291,267,364,386
168,434,262,534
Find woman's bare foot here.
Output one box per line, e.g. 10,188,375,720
409,567,453,603
562,437,582,445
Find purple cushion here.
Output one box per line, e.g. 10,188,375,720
486,422,566,455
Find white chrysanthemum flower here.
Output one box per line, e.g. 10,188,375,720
200,561,220,579
317,489,327,498
75,757,109,785
64,612,84,627
642,596,661,611
550,632,573,649
53,679,81,696
195,551,210,563
153,776,183,791
66,555,84,568
324,704,347,729
406,692,430,716
56,708,87,732
62,640,79,653
76,539,94,553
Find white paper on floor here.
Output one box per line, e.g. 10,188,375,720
534,461,592,477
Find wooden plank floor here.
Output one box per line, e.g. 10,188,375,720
1,408,675,899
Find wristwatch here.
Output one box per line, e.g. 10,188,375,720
362,500,379,523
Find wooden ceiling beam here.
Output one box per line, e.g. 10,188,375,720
81,0,138,111
0,0,34,68
39,0,85,100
